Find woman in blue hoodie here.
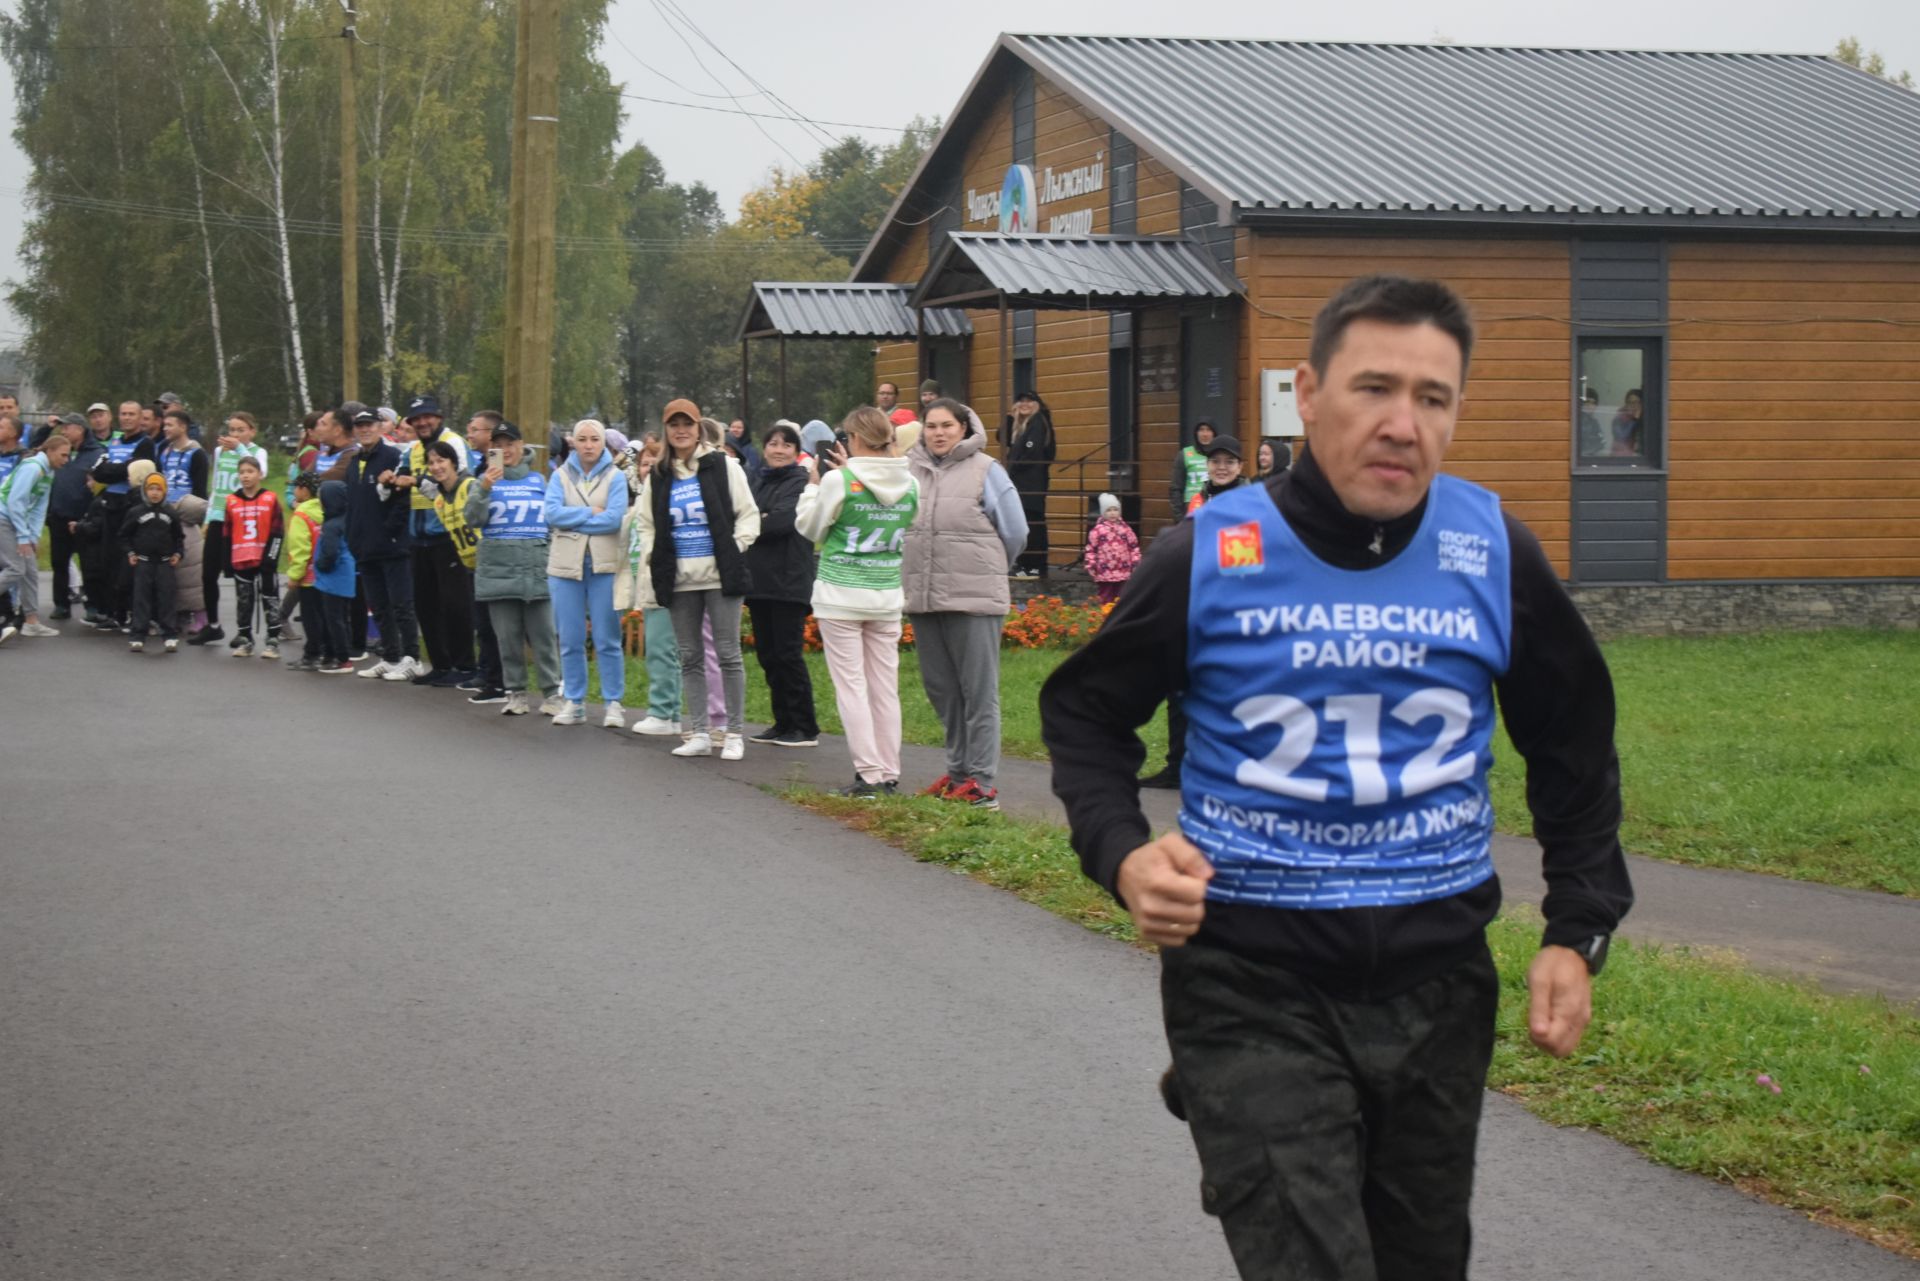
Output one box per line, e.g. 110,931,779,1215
544,419,629,728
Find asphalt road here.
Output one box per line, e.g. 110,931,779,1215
2,628,1913,1279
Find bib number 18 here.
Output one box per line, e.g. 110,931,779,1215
1231,687,1476,806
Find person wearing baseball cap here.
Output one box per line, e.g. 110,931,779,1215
1188,434,1247,513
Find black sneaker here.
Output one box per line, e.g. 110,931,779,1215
747,724,786,744
771,729,818,748
187,624,224,646
94,616,121,632
429,669,466,688
286,657,320,672
467,687,508,705
49,607,71,621
1138,764,1181,790
837,778,882,799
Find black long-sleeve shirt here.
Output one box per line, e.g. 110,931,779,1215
1040,449,1633,1000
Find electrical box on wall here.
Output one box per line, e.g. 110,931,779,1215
1261,368,1305,438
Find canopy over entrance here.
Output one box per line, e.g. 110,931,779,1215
909,232,1242,311
735,282,972,343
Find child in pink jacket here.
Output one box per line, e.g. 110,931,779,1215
1084,493,1140,605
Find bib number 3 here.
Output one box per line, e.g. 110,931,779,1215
1231,687,1475,806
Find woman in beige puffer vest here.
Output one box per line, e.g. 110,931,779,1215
900,398,1029,809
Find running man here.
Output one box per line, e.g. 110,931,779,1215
1040,275,1633,1280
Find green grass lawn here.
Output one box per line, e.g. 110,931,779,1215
625,628,1916,895
798,789,1920,1256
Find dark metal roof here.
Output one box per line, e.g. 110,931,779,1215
1003,37,1920,224
911,233,1242,310
736,282,972,343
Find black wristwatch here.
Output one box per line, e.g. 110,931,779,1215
1565,934,1610,976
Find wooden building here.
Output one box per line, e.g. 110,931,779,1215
748,37,1920,622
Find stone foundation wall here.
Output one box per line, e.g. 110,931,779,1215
1567,581,1920,638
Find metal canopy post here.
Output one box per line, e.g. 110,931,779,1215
779,335,789,414
998,295,1011,448
740,338,750,423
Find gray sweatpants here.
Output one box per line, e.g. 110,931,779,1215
908,611,1004,789
0,518,37,618
487,596,561,695
669,589,745,735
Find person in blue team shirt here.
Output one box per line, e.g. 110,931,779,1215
542,418,628,728
465,419,562,717
1041,275,1633,1280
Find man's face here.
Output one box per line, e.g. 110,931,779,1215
118,402,141,433
61,421,85,449
920,389,936,408
138,408,158,436
466,417,494,453
1297,319,1462,522
0,396,17,419
352,417,384,451
162,415,188,443
1206,451,1242,485
876,384,898,411
728,419,746,441
411,414,441,441
0,420,17,451
89,409,112,438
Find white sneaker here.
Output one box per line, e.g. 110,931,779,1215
671,733,713,757
552,700,585,726
358,660,392,679
601,701,624,729
20,621,59,638
383,656,420,681
631,715,681,736
720,733,745,761
163,638,179,652
502,691,530,715
128,639,143,652
538,694,566,717
233,641,253,658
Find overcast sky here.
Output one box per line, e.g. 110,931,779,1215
0,0,1914,348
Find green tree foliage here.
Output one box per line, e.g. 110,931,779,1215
1834,36,1915,90
3,0,932,438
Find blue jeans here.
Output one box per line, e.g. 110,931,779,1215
549,572,623,703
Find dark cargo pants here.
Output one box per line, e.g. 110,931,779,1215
1160,942,1499,1281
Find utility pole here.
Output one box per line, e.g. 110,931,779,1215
338,1,360,403
506,0,560,444
502,0,530,424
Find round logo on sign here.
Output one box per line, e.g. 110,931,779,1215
998,164,1036,235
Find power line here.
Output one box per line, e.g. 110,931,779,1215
644,0,804,167
43,31,337,53
654,0,838,151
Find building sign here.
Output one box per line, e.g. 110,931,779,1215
966,156,1106,236
999,164,1036,233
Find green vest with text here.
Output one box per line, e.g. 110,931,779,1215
816,468,918,592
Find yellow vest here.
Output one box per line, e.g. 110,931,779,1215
407,428,467,511
432,475,480,569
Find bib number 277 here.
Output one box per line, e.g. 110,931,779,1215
1231,687,1475,806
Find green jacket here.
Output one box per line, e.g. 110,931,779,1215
465,462,551,602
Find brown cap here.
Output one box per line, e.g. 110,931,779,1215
662,398,701,425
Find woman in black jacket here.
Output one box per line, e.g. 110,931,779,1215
744,422,819,747
1001,389,1054,577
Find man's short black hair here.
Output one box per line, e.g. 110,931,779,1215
162,407,192,426
1309,275,1474,386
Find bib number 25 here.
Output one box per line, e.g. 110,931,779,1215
1231,687,1475,806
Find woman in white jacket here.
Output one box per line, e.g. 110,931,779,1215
793,406,919,797
635,399,760,760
